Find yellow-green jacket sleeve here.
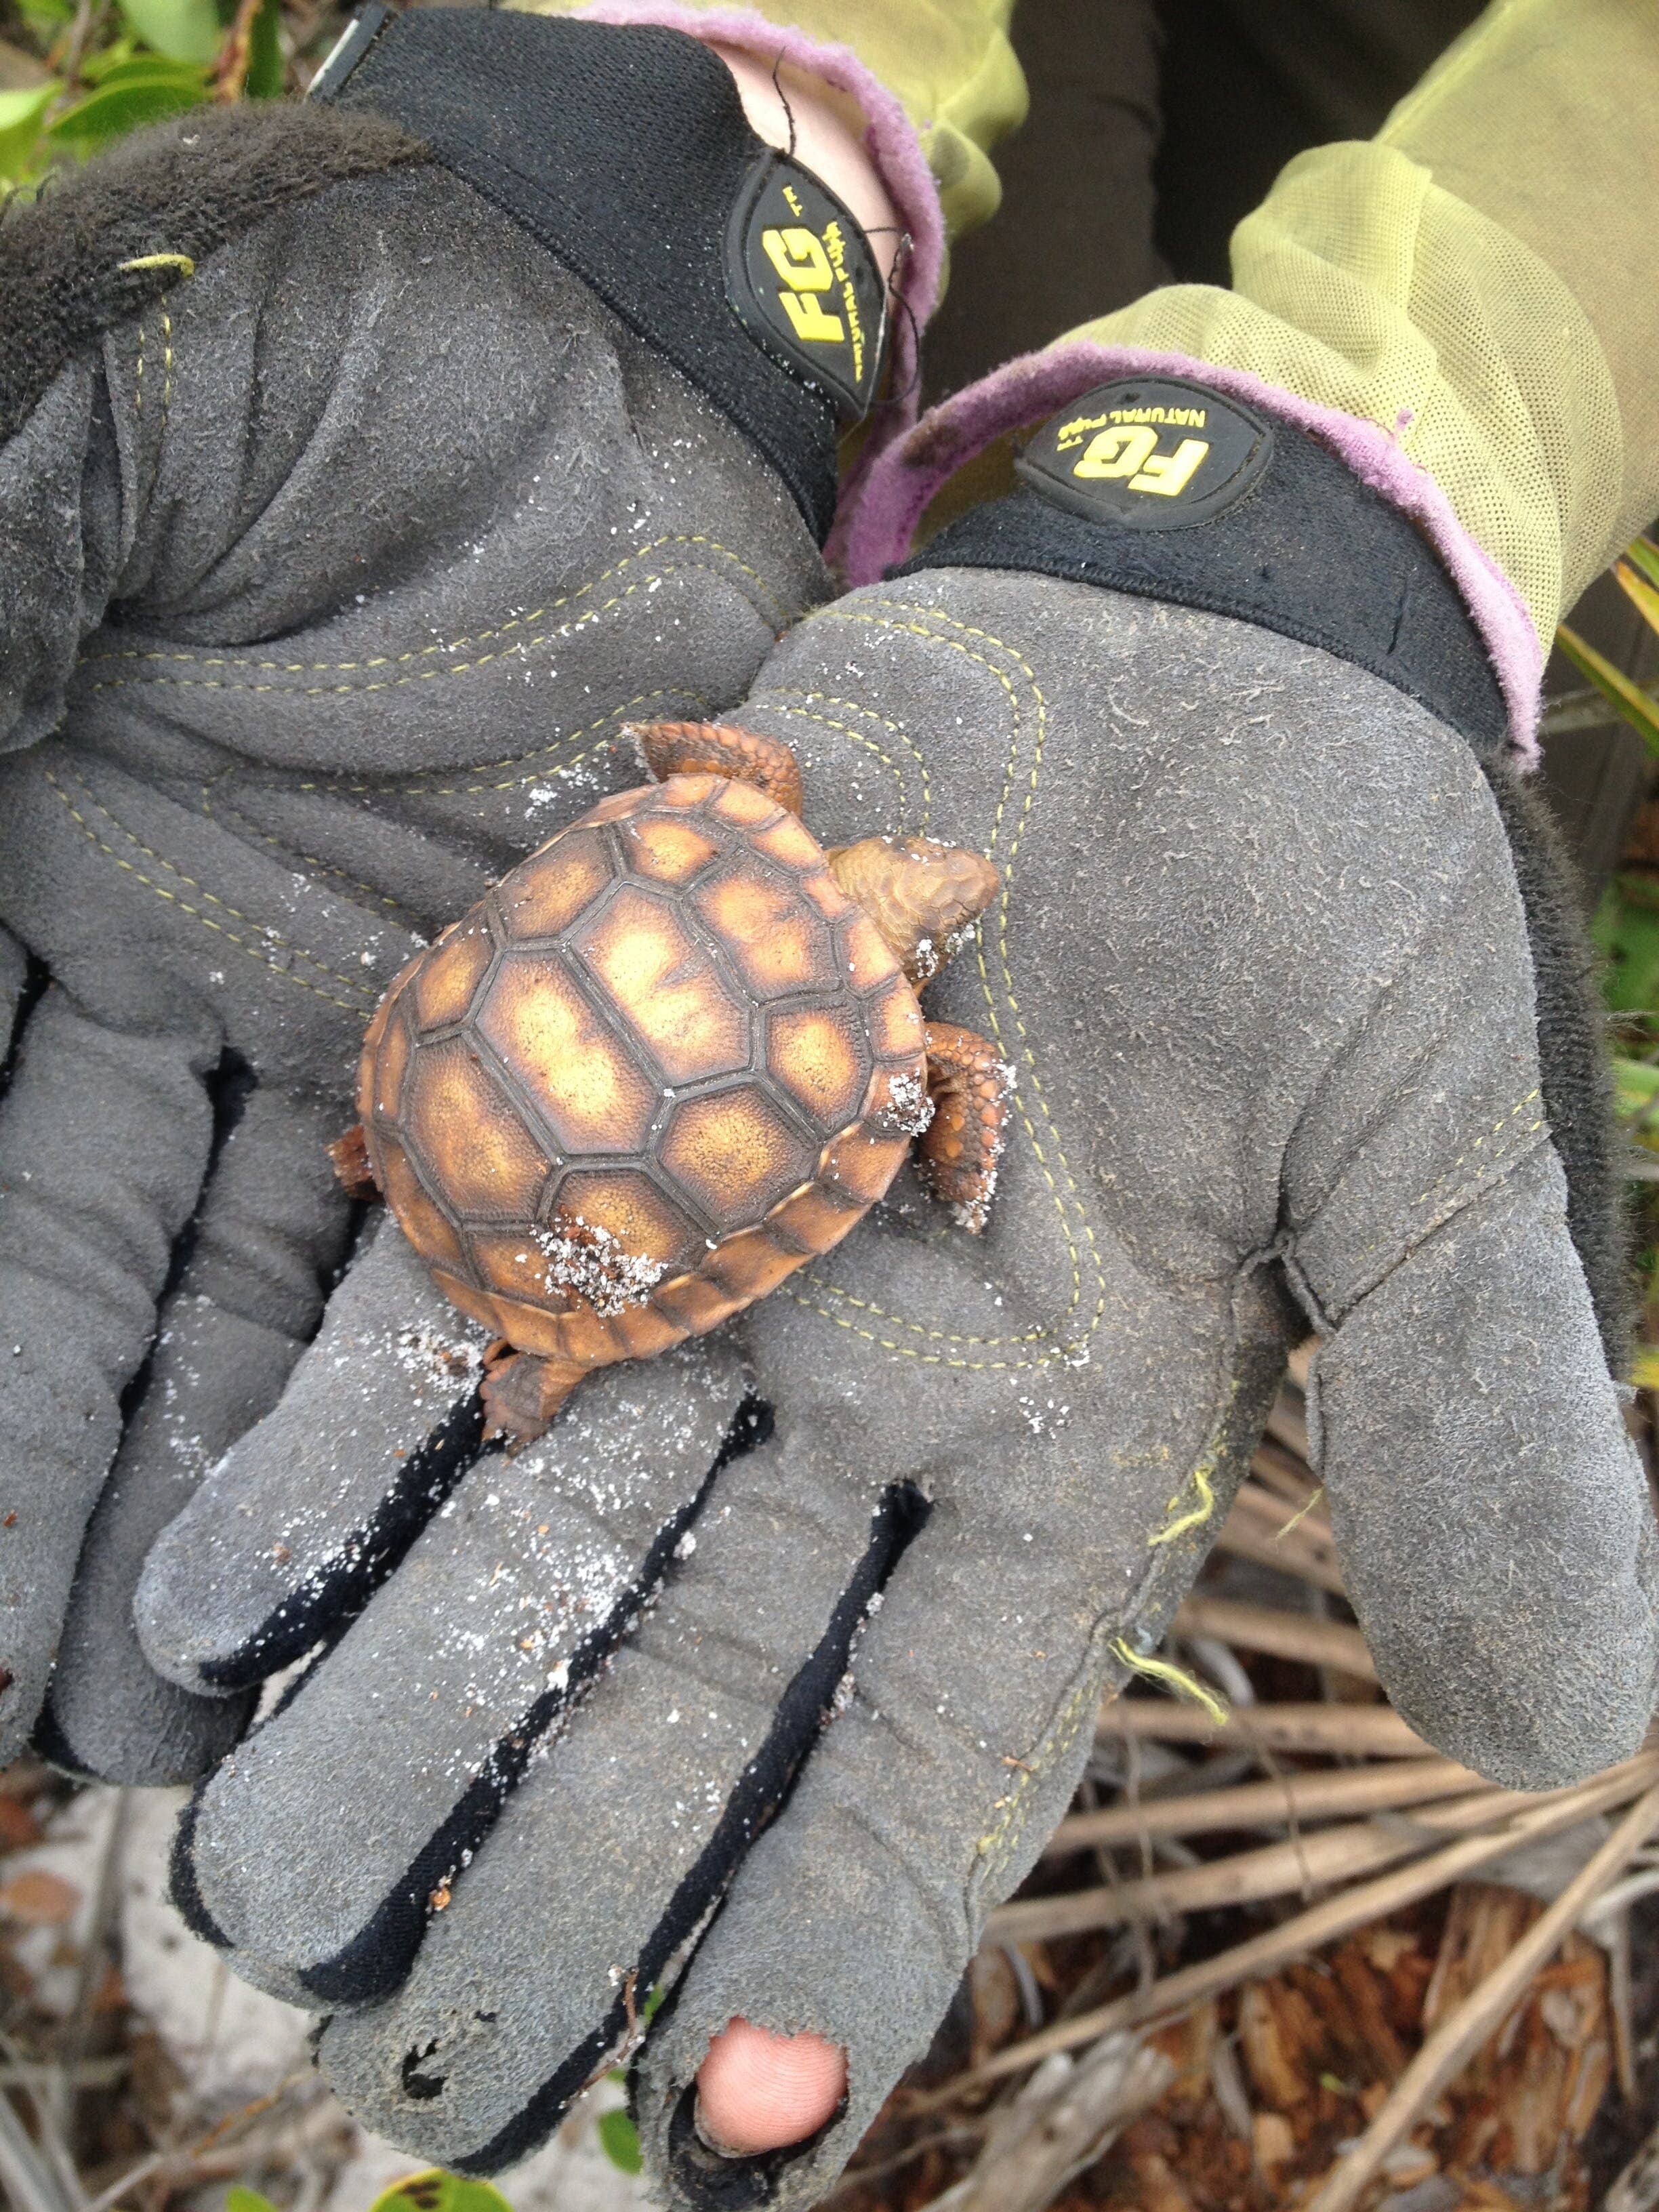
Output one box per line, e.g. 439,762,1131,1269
1043,0,1659,647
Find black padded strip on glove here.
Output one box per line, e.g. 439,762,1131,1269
187,1382,487,1700
325,9,858,544
911,376,1626,1361
435,1480,928,2177
1,12,861,543
918,377,1511,754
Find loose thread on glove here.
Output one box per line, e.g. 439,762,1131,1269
1145,1461,1215,1549
1275,1483,1326,1540
769,47,798,162
118,252,197,277
1111,1639,1229,1728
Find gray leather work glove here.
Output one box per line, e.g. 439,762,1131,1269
0,3,879,1777
138,375,1659,2209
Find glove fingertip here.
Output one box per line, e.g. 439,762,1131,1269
131,1530,228,1694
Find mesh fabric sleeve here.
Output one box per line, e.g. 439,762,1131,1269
1052,0,1657,645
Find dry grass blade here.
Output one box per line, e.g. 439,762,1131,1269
999,1784,1561,1941
78,2067,313,2212
1302,1780,1659,2212
0,2032,91,2212
0,2087,81,2212
926,2036,1175,2212
1172,1595,1376,1679
1096,1700,1429,1757
924,1750,1659,2102
1556,623,1659,757
1043,1756,1482,1856
56,1788,129,2116
213,0,265,100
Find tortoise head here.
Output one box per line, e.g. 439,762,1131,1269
825,835,1000,985
626,718,998,985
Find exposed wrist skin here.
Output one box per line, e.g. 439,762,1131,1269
710,41,902,298
519,0,970,561
520,0,1026,240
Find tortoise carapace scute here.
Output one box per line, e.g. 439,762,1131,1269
356,729,1009,1442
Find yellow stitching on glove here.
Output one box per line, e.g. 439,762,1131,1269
1111,1639,1229,1728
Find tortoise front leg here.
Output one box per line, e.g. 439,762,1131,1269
916,1022,1013,1233
627,720,802,814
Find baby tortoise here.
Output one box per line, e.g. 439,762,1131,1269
346,721,1012,1441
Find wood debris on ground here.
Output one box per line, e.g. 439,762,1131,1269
0,1784,641,2212
830,1355,1659,2212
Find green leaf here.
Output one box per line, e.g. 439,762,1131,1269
14,0,72,34
0,80,57,178
1612,1054,1659,1107
1597,882,1659,1017
226,2190,283,2212
598,2110,643,2175
1555,623,1659,760
0,82,54,122
1613,1055,1659,1147
79,43,146,81
244,0,283,98
47,64,204,146
115,0,220,66
368,2171,514,2212
1623,535,1659,595
81,49,201,85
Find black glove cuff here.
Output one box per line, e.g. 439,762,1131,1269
321,7,888,546
903,375,1510,756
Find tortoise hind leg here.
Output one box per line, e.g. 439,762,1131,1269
627,720,802,815
916,1022,1014,1233
481,1346,587,1446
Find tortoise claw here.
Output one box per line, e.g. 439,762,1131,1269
916,1022,1014,1233
328,1122,378,1202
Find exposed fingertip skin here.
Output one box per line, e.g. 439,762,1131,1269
694,2020,846,2156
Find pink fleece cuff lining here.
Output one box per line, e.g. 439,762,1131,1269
845,341,1544,763
572,1,944,560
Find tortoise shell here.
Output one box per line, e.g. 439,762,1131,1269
359,774,929,1374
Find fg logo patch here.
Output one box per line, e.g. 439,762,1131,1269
1017,377,1274,530
726,155,888,421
